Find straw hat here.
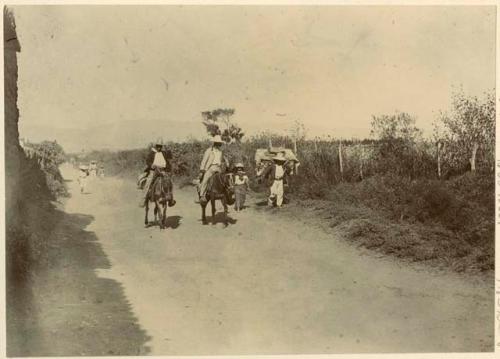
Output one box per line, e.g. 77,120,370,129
79,165,89,170
273,152,287,162
211,135,224,144
234,162,244,169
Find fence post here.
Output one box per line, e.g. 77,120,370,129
359,145,364,180
339,141,344,181
437,141,442,179
470,142,478,172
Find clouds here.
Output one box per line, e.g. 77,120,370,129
13,5,495,153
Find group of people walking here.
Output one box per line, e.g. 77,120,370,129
139,135,292,212
77,161,104,193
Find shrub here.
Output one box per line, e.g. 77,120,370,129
22,140,68,197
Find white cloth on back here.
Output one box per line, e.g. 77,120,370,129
152,151,167,168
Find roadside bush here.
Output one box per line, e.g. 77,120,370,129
313,171,493,272
23,140,68,197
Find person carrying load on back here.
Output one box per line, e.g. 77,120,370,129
258,152,290,208
197,135,229,204
139,142,176,208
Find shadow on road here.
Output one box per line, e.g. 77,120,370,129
146,215,183,229
205,212,238,225
7,205,152,356
165,215,182,229
255,200,269,207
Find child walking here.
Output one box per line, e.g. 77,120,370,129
233,163,250,212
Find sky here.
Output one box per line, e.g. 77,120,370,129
12,5,496,153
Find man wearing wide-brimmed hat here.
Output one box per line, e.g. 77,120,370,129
139,141,176,208
198,135,229,203
258,151,290,208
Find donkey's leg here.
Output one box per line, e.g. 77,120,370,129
201,203,207,225
155,202,161,229
211,196,217,225
162,202,167,229
154,203,159,225
144,201,149,226
222,197,228,227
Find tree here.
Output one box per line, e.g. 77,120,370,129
370,112,430,179
370,112,422,142
201,111,220,137
438,89,495,173
201,108,244,143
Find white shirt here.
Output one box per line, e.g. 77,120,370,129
200,147,223,171
275,165,284,179
211,148,222,166
234,174,249,186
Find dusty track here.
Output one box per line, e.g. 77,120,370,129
9,163,494,355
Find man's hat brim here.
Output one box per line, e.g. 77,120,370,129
211,135,224,143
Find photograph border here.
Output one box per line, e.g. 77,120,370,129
1,1,498,358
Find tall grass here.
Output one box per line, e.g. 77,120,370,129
72,130,493,190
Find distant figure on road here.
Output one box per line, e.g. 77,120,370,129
233,163,250,212
78,165,89,193
197,135,229,204
89,161,98,177
98,165,105,178
258,152,290,208
139,142,176,208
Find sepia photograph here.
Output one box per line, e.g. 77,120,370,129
3,3,497,357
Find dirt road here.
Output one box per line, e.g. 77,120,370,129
12,163,493,355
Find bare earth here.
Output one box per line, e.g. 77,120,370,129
9,163,494,355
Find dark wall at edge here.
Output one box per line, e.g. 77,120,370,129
4,7,54,284
4,6,22,219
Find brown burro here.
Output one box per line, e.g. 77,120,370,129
144,168,175,229
199,170,235,227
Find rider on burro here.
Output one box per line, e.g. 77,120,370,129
140,142,176,208
197,135,229,204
